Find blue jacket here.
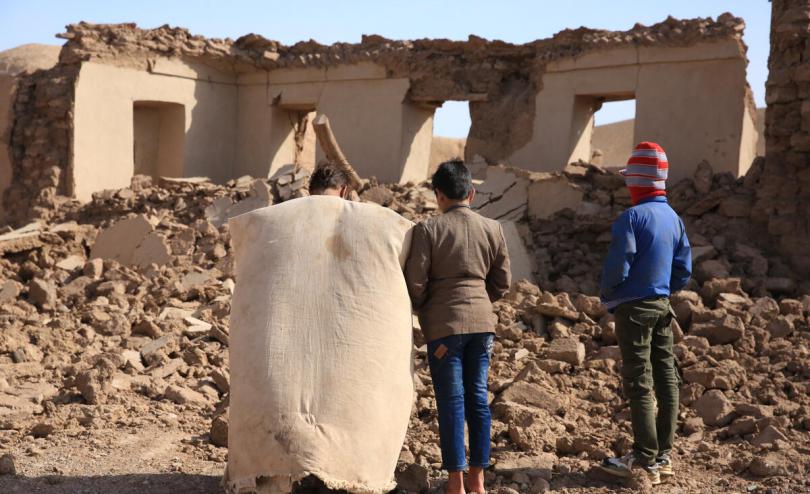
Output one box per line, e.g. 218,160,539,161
600,196,692,310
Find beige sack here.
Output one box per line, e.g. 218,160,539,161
226,196,415,494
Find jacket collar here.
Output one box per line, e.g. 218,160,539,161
636,196,668,205
444,204,471,213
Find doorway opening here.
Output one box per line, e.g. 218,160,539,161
133,101,185,178
591,98,637,168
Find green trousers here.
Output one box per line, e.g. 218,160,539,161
614,297,680,465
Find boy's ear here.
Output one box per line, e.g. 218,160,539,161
468,188,476,203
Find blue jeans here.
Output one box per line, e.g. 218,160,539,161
427,332,494,472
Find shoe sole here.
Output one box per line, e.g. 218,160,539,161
598,464,632,478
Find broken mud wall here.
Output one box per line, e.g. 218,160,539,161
5,62,79,227
509,38,756,184
757,0,810,275
2,16,752,227
72,60,238,200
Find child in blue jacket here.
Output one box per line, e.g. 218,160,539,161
598,142,692,485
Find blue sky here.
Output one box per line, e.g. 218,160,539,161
0,1,771,137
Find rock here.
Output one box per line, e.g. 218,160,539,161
222,179,273,220
120,350,145,372
28,278,56,308
75,360,116,405
750,424,788,447
572,294,606,319
735,403,774,419
0,222,43,255
150,358,185,379
395,462,430,492
90,215,153,265
132,319,162,338
211,368,230,394
498,382,566,415
164,384,209,407
778,298,803,316
693,160,713,194
0,453,15,475
30,422,54,438
0,280,22,303
700,277,741,301
131,232,172,268
682,360,746,390
727,417,758,437
546,337,585,366
536,292,579,320
210,411,228,447
95,280,125,296
83,258,104,279
56,254,85,271
140,335,176,365
766,315,795,338
748,453,793,477
363,186,395,206
680,382,705,406
493,452,556,478
694,389,735,426
536,359,568,374
690,315,745,345
530,478,550,493
491,488,520,494
695,259,730,282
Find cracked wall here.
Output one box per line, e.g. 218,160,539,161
2,14,756,225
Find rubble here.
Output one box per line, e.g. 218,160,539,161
0,156,808,492
0,454,15,475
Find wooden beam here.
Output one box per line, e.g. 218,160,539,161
313,114,362,190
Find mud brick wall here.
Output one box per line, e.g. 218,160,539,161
759,0,810,274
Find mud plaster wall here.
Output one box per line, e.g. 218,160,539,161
3,15,753,225
235,63,431,183
508,40,755,183
73,61,237,200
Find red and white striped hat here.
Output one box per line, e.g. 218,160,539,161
621,141,668,204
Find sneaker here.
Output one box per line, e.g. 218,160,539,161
656,455,674,477
599,452,661,485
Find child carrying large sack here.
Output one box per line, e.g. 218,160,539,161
226,186,414,494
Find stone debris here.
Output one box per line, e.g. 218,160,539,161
0,222,43,254
0,453,15,475
546,337,585,366
0,158,808,492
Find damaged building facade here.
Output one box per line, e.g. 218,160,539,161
0,14,758,222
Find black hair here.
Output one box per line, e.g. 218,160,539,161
308,161,350,194
431,159,472,200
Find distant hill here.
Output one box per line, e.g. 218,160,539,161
0,44,61,75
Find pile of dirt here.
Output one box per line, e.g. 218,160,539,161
0,164,808,493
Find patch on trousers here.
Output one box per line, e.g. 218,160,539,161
486,336,494,358
433,344,448,359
